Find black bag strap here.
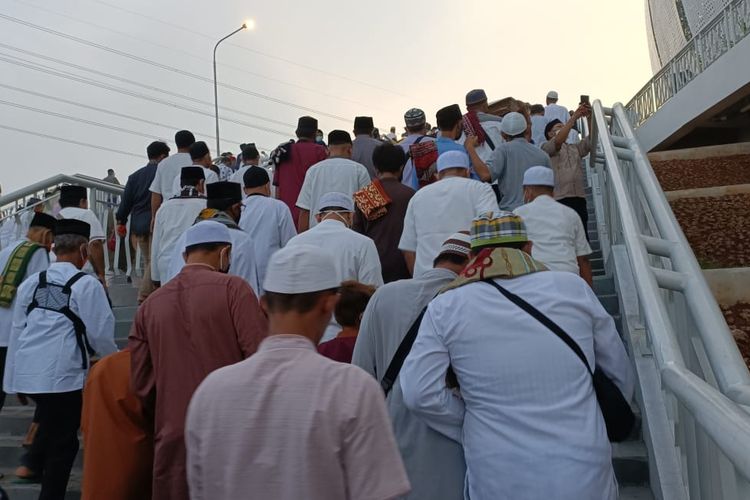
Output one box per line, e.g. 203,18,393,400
63,272,88,294
380,306,428,396
483,127,496,150
482,279,593,375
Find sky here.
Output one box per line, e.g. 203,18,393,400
0,0,653,193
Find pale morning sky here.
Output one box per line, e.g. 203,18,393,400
0,0,653,192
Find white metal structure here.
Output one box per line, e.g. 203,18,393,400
588,100,750,498
0,174,141,277
628,0,750,126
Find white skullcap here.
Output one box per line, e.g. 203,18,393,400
263,244,341,294
500,112,527,136
436,150,470,172
317,192,353,213
522,166,555,187
547,90,559,99
184,220,232,249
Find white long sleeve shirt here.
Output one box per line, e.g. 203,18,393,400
238,195,296,295
3,262,117,394
164,225,261,297
286,219,383,342
150,197,206,282
400,271,634,500
0,240,50,346
514,195,592,274
398,176,498,278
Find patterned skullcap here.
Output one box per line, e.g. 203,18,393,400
404,108,426,127
437,232,472,260
470,211,528,250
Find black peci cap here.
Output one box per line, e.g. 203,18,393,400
30,212,57,231
54,219,91,239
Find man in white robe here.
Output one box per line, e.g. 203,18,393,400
400,212,634,500
150,167,206,286
169,142,219,198
4,219,117,499
57,185,107,281
352,233,472,500
399,150,498,278
295,130,370,231
165,182,260,295
286,192,383,341
237,167,296,295
513,166,592,285
229,144,260,190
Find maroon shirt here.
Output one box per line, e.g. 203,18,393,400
317,336,357,364
273,140,327,228
353,177,415,283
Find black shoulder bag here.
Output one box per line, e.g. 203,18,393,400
380,307,427,396
483,279,635,442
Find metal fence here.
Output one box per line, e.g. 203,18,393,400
589,100,750,498
0,174,141,277
626,0,750,126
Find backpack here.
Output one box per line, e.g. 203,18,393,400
26,271,96,369
408,136,439,188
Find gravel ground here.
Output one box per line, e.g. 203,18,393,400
652,154,750,191
722,302,750,368
670,194,750,268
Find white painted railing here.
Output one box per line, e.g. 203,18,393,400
626,0,750,126
0,174,141,278
589,100,750,498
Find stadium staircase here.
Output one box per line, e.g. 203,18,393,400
2,101,750,497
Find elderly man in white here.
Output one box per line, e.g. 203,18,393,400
285,192,383,342
4,219,117,499
399,150,498,278
514,166,593,286
400,211,633,500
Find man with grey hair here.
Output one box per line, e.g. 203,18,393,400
4,219,117,499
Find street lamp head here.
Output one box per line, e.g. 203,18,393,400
242,19,255,30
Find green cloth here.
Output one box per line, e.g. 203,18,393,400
0,241,44,307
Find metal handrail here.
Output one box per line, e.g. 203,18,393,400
0,173,142,278
590,99,750,497
626,0,750,126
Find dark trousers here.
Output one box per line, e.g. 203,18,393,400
26,391,82,500
0,346,6,411
558,196,590,241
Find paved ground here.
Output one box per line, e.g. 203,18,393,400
652,154,750,191
722,302,750,367
670,193,750,268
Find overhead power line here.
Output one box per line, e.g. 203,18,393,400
0,13,351,123
87,0,412,100
10,0,382,111
0,42,290,129
0,82,258,149
0,123,143,159
0,53,292,139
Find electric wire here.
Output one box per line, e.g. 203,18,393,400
9,0,381,111
0,13,351,122
0,53,292,139
0,123,143,159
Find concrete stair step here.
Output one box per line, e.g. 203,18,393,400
593,276,615,295
597,294,620,316
590,257,604,271
0,407,36,436
107,284,137,308
116,337,129,349
0,436,82,469
0,468,81,499
618,486,654,500
115,320,133,340
113,306,137,322
612,440,650,486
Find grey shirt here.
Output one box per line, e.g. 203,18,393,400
352,135,382,179
488,138,551,211
352,268,465,500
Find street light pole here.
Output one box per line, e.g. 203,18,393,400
213,23,248,156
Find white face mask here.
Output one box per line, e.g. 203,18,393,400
327,211,351,228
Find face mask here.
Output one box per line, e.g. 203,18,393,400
316,135,324,142
328,211,351,228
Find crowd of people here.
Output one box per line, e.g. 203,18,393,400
0,88,635,500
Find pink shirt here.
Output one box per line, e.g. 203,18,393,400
185,334,411,500
272,141,327,228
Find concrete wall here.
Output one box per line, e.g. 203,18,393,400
703,268,750,305
635,35,750,152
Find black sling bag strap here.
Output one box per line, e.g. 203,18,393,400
380,306,428,396
27,271,96,369
482,278,635,442
482,127,496,150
